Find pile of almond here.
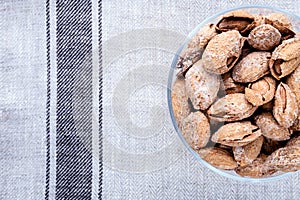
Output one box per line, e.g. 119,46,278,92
172,10,300,178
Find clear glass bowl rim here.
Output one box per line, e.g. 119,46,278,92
167,5,300,182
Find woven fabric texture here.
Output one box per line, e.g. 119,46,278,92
1,0,300,200
102,0,300,199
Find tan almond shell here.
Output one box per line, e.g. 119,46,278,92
207,93,257,122
185,60,220,110
197,147,238,170
253,14,266,27
264,146,300,172
286,136,300,147
273,83,299,128
245,76,276,106
235,155,276,178
176,24,218,76
286,65,300,131
181,111,211,150
216,10,255,33
188,23,218,50
267,13,293,30
287,65,300,103
269,38,300,80
255,112,292,141
211,121,262,147
233,136,264,167
265,17,295,40
202,30,245,74
247,24,281,51
176,48,201,77
232,52,271,83
171,78,191,128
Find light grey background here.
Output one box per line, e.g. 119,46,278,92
1,0,47,199
102,0,300,199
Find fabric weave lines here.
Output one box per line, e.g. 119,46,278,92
1,0,300,200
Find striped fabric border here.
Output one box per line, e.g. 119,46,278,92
56,0,93,199
45,0,102,199
98,0,103,198
45,0,51,198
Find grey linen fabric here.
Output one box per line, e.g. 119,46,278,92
102,0,300,200
0,0,300,200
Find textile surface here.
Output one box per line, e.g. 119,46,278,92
1,0,300,199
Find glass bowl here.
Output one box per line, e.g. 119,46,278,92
167,5,300,182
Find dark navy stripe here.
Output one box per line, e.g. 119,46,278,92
98,0,103,199
56,0,93,199
45,0,50,199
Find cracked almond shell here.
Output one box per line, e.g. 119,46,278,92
197,147,238,170
233,136,264,167
232,52,271,83
269,38,300,80
207,93,257,122
265,16,295,40
216,10,255,33
245,76,276,106
185,60,220,110
267,13,293,30
255,112,292,141
202,30,245,74
273,83,299,128
181,111,210,150
176,48,201,77
171,78,191,128
211,121,262,147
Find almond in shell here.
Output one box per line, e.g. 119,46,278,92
171,78,191,128
232,51,271,83
207,93,257,122
202,30,245,74
264,146,300,172
247,24,281,50
211,121,262,147
197,147,238,170
245,76,276,106
177,24,218,76
235,155,276,178
233,136,264,166
269,38,300,80
286,65,300,131
255,112,292,141
273,83,299,128
181,111,210,150
185,60,220,110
